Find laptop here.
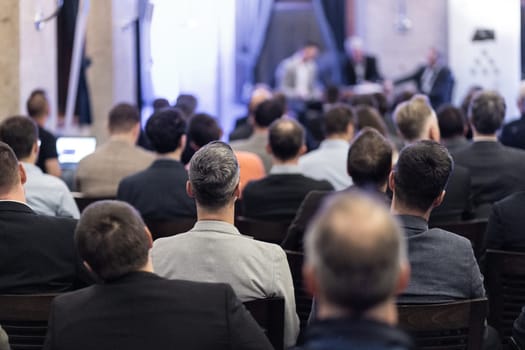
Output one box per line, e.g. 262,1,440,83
56,136,97,169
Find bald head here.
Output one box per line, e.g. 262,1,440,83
268,118,305,161
249,86,272,115
304,191,407,314
394,94,439,142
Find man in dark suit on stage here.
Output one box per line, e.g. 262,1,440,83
43,200,272,350
0,141,87,294
341,36,383,85
117,108,196,221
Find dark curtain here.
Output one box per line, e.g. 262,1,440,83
319,0,346,53
57,0,92,125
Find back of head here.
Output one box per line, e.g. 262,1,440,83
394,94,435,142
394,141,453,212
372,92,389,117
0,142,21,197
145,108,186,154
75,200,150,281
460,85,483,117
355,105,388,136
248,86,272,114
469,90,506,135
175,94,198,119
189,141,240,209
152,98,170,112
323,104,355,137
188,113,222,148
350,94,378,109
437,104,465,139
305,190,405,313
108,103,140,134
324,85,340,104
269,118,304,161
26,89,49,119
0,116,38,160
347,128,392,188
254,98,283,128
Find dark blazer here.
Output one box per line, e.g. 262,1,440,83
43,271,272,350
242,174,333,222
394,65,454,109
486,191,525,251
453,141,525,217
0,201,89,293
117,159,196,221
397,215,485,303
342,55,382,85
500,115,525,150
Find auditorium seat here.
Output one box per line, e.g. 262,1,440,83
144,217,197,240
72,192,115,213
285,250,312,332
235,216,291,244
243,297,284,350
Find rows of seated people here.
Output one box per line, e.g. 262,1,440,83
3,83,525,350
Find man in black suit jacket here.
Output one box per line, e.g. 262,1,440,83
341,36,383,85
394,48,454,110
454,90,525,218
0,142,88,293
486,192,525,251
44,200,272,350
500,82,525,150
117,108,196,221
283,128,393,251
242,119,333,221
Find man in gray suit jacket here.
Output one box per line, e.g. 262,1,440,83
390,140,485,303
152,141,300,348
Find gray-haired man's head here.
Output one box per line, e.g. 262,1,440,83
188,141,240,210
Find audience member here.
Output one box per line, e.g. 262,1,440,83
485,191,525,251
137,97,171,151
437,104,470,153
454,91,525,217
75,103,154,197
355,105,388,136
117,109,196,221
391,141,484,302
44,200,272,350
460,86,483,140
242,119,333,221
0,142,87,293
0,116,79,218
26,89,61,177
341,36,383,85
293,191,412,350
500,81,525,149
394,95,471,222
284,128,393,251
299,104,355,190
231,98,283,172
182,112,223,164
229,85,272,142
151,141,299,347
174,93,198,120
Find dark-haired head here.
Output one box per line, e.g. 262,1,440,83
437,104,465,139
323,104,355,138
0,142,23,197
26,89,49,119
145,108,186,154
254,98,284,128
188,113,222,149
108,103,140,135
268,118,305,161
0,116,38,160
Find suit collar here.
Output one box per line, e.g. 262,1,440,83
103,271,162,284
470,140,503,150
150,158,184,169
0,200,35,214
396,215,428,237
191,220,243,237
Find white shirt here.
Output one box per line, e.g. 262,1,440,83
299,139,353,190
23,162,80,218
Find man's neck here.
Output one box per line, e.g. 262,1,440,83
196,203,236,225
156,150,182,161
252,126,268,135
391,197,431,222
33,116,46,128
472,133,498,142
110,133,136,145
20,156,37,166
0,190,27,204
317,298,398,326
272,158,300,166
325,134,351,143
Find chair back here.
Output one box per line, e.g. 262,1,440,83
432,219,488,259
243,297,284,350
285,250,312,332
235,217,291,244
144,217,197,240
485,249,525,345
72,192,115,212
0,294,57,350
398,298,488,350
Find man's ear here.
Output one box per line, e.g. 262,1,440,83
395,260,411,295
179,134,187,151
432,190,446,208
33,141,39,156
265,143,272,155
18,163,27,185
298,144,307,156
186,181,194,198
428,118,441,142
144,226,153,249
388,171,395,193
303,264,320,298
346,124,355,141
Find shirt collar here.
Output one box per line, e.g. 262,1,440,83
320,139,350,149
191,220,243,236
21,162,42,174
270,164,302,175
396,214,429,237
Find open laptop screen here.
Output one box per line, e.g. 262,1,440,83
56,137,97,165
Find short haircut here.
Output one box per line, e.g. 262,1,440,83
188,141,240,209
469,90,506,135
108,103,140,134
269,118,305,161
437,104,464,139
26,89,49,118
323,104,355,136
152,98,170,112
174,94,198,119
305,191,406,313
347,128,392,187
145,108,186,154
0,116,38,159
355,105,388,136
188,113,222,148
254,98,283,128
394,95,435,142
0,142,21,196
75,200,150,281
325,85,340,104
394,140,453,212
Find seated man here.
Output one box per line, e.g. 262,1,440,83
294,191,412,350
76,103,155,197
0,142,87,293
437,104,469,153
242,119,333,221
391,140,485,302
283,128,393,251
117,109,196,221
152,141,300,347
500,81,525,150
485,191,525,251
0,116,79,218
44,200,271,350
299,104,355,190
